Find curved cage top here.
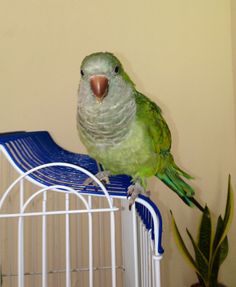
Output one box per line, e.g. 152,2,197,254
0,130,164,254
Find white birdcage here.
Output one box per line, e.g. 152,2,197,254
0,131,163,287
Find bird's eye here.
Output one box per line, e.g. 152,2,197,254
114,65,120,74
80,69,84,77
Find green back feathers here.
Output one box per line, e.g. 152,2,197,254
134,91,195,207
135,91,172,153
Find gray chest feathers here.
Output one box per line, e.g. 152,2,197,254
77,92,136,147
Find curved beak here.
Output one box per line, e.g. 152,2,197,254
90,75,108,101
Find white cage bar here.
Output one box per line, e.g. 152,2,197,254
0,131,163,287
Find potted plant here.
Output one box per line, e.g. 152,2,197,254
171,175,234,287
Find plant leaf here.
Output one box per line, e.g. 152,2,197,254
210,215,229,284
186,228,209,282
197,205,212,261
211,175,234,265
196,273,206,287
211,234,228,285
209,174,234,282
170,211,205,281
222,175,234,233
218,236,229,265
213,215,224,251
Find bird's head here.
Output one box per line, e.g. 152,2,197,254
79,52,134,105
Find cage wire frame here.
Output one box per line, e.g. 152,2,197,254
0,138,163,287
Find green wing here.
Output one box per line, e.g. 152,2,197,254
135,91,197,207
135,91,172,156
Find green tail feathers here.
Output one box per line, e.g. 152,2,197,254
156,163,204,212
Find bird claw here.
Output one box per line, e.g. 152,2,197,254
83,171,111,186
145,190,151,197
127,182,146,210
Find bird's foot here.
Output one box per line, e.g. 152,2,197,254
145,189,151,197
83,171,111,186
127,182,147,210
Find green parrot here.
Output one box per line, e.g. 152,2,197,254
77,52,203,211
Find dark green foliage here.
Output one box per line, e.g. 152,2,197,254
198,206,211,261
171,175,234,287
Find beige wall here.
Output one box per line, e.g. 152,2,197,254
0,0,236,286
